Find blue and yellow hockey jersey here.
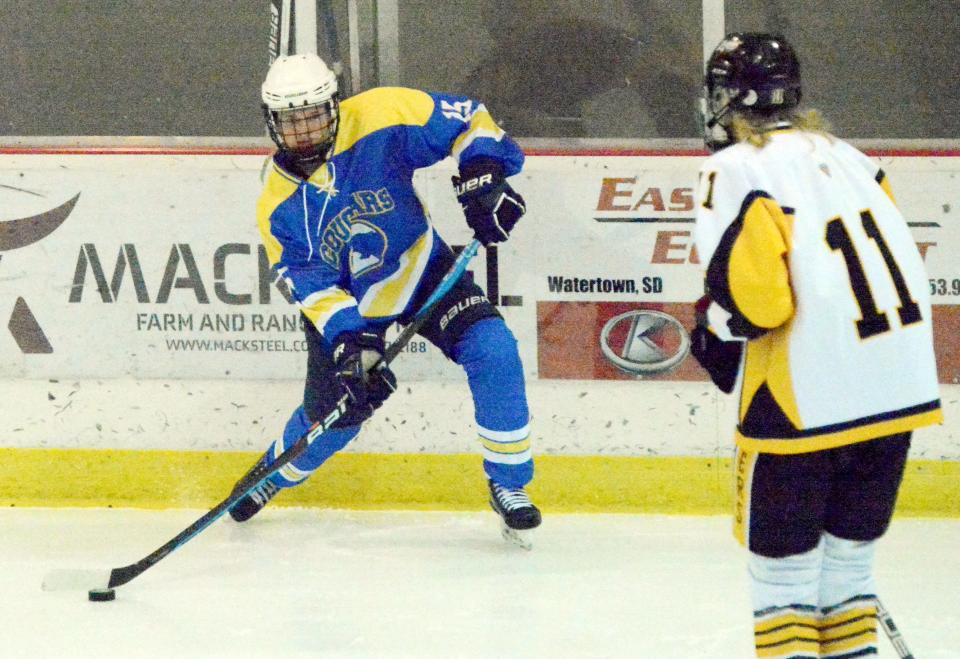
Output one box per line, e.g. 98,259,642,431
256,87,524,342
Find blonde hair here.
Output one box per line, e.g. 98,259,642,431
731,110,831,148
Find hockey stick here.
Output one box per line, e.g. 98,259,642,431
42,240,482,594
268,0,292,64
876,597,914,659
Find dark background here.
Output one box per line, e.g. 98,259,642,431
1,0,956,139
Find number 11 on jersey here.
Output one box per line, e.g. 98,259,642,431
826,209,922,340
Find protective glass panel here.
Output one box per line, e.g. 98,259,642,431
397,0,704,138
0,0,352,137
0,1,955,140
724,1,960,138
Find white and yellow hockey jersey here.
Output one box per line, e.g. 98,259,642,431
695,128,942,454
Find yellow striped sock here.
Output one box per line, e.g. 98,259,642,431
753,605,819,658
819,595,878,658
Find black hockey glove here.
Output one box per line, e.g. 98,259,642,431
689,295,744,394
452,158,526,246
332,331,397,426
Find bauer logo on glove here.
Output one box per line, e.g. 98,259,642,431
453,173,494,196
452,157,526,246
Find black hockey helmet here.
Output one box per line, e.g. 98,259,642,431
698,33,802,151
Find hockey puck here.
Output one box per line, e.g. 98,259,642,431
88,588,116,602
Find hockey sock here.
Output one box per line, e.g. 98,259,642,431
748,541,823,658
753,605,819,658
479,423,531,489
454,318,533,488
818,533,879,657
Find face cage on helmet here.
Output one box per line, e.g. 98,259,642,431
264,97,340,161
697,85,736,152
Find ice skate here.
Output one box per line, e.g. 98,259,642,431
488,480,541,550
228,456,281,522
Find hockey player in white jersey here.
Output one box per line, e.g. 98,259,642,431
692,33,942,658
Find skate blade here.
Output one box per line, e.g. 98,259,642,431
500,524,534,550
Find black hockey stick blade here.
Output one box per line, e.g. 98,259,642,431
40,396,346,592
41,240,481,593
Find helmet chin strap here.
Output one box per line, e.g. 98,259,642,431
706,102,732,129
282,145,331,178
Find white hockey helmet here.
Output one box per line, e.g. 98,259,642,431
261,54,340,162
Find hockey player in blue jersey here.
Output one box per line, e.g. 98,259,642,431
227,53,540,546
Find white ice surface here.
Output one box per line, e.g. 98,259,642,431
1,509,957,658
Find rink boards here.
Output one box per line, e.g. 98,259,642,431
1,146,957,513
